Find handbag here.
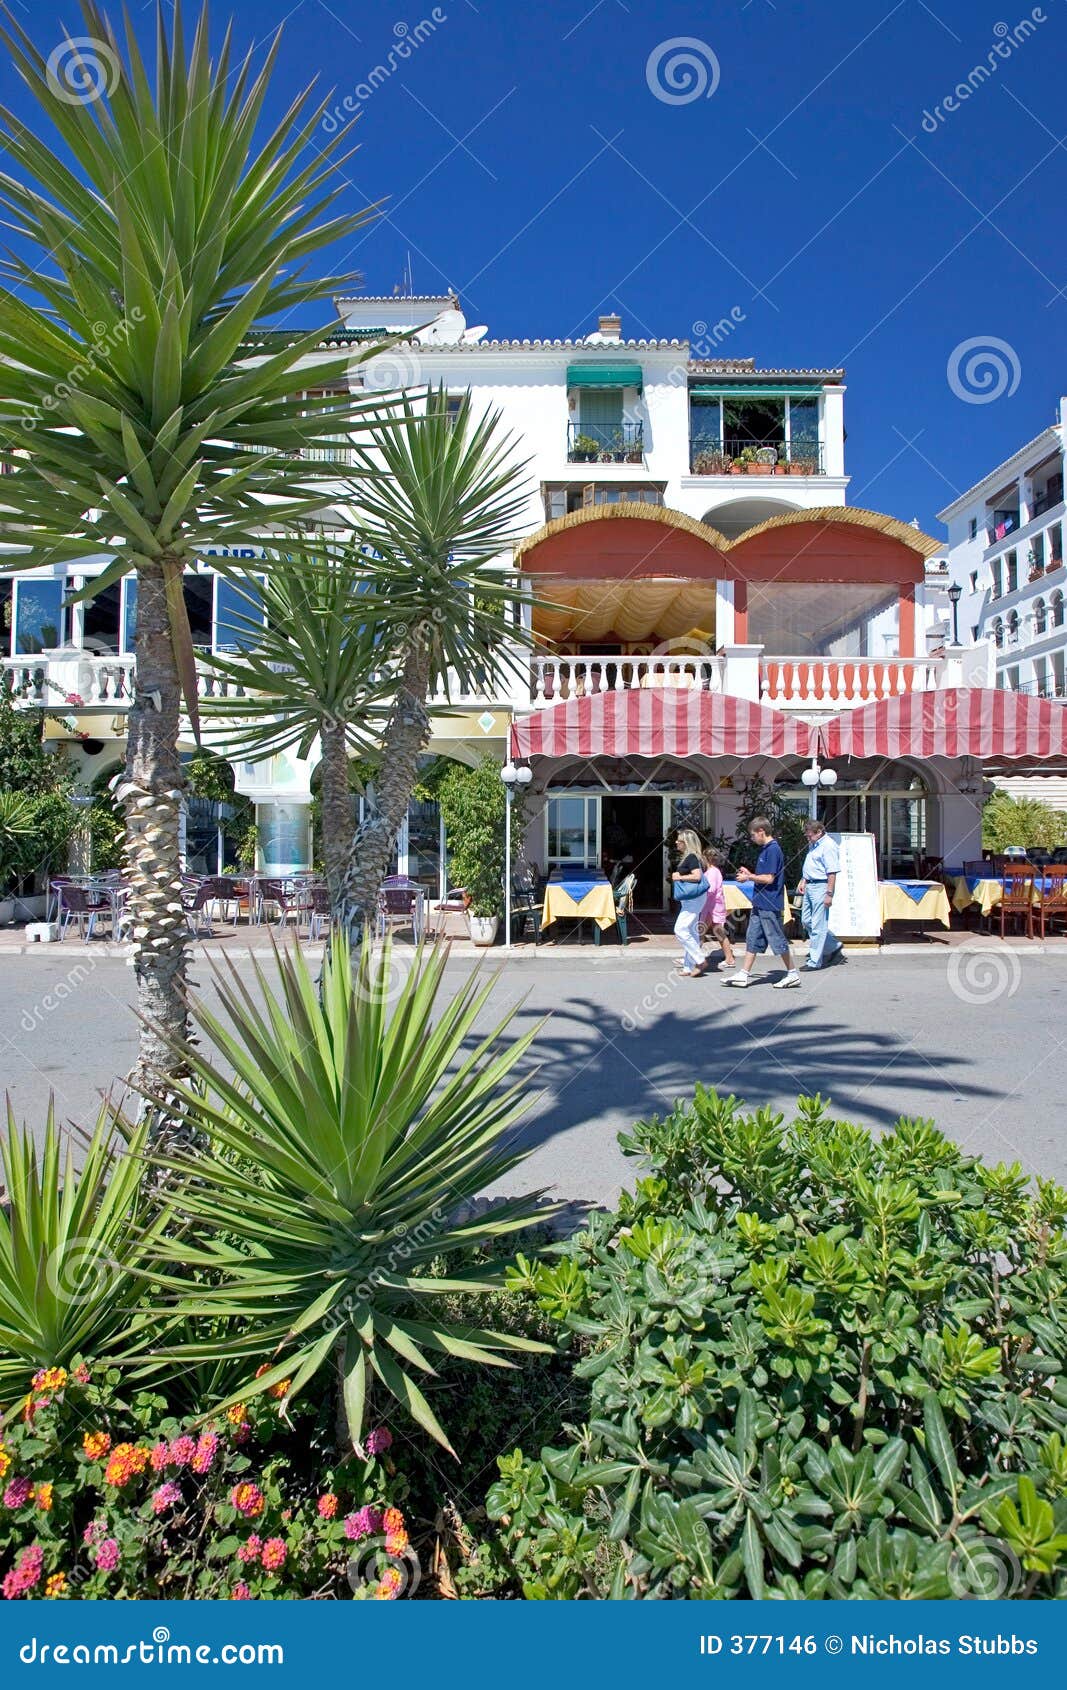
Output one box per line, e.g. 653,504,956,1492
675,874,709,903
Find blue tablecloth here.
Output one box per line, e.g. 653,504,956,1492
548,871,609,901
893,880,935,905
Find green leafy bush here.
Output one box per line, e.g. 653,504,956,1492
437,754,516,919
482,1092,1067,1599
983,790,1066,852
0,1368,412,1599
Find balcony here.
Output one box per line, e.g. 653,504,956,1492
532,653,724,704
689,436,824,476
1,653,250,711
760,656,949,709
567,421,644,464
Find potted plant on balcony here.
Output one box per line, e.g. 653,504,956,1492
625,435,644,463
572,433,599,463
1027,548,1045,582
788,438,819,475
692,447,727,474
738,446,763,475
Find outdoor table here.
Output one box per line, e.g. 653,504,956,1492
541,870,616,943
951,873,1057,918
721,879,791,921
878,879,951,928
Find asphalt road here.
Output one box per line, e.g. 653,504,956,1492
1,945,1063,1204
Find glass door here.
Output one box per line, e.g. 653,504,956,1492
545,794,600,869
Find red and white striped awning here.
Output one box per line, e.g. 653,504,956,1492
817,687,1067,769
510,689,815,761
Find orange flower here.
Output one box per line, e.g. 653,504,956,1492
35,1482,54,1512
230,1482,265,1520
82,1431,110,1462
226,1403,247,1426
375,1566,404,1599
31,1367,68,1394
0,1449,10,1482
103,1443,151,1488
382,1506,405,1534
254,1365,291,1400
44,1572,66,1598
317,1493,338,1520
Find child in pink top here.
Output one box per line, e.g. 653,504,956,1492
700,849,736,973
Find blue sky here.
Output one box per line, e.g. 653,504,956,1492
3,0,1066,532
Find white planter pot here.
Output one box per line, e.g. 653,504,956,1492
13,894,47,922
467,914,500,947
0,898,13,928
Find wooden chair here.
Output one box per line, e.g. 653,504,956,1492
999,871,1034,938
1033,867,1067,939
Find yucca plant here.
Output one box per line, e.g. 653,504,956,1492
339,386,533,933
0,2,388,1074
0,1105,165,1392
143,936,553,1452
198,548,388,919
0,791,36,894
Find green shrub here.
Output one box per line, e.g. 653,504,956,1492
983,790,1066,852
0,1368,412,1599
437,754,515,919
481,1092,1067,1599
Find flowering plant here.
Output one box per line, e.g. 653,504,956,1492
0,1368,413,1599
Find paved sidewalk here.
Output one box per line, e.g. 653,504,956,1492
1,945,1064,1205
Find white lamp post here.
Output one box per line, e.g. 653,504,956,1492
500,761,533,949
800,758,838,820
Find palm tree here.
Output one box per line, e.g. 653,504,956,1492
0,3,385,1076
339,386,532,931
198,549,387,916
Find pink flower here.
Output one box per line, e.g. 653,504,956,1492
149,1442,169,1473
190,1432,219,1475
151,1482,181,1515
3,1477,32,1509
365,1427,393,1456
72,1363,91,1384
168,1435,196,1468
1,1544,43,1599
230,1483,265,1519
232,1421,251,1445
82,1521,104,1546
231,1582,252,1600
260,1537,286,1572
94,1538,120,1572
343,1505,382,1542
236,1536,262,1565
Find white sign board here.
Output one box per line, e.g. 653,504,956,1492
828,832,881,937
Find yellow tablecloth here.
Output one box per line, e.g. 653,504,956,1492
952,876,1002,917
541,881,617,931
878,881,952,927
721,880,792,920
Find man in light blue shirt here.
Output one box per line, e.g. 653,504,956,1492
798,820,844,970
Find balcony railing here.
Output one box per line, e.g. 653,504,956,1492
689,436,824,476
1,653,249,709
567,421,644,464
532,653,724,704
760,656,947,708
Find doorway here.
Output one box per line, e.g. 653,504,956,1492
601,795,666,907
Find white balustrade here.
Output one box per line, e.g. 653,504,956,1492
759,656,946,709
531,653,725,705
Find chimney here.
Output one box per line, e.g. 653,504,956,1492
598,313,622,341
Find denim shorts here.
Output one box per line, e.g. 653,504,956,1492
745,906,789,956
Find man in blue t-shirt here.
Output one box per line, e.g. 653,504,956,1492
723,816,801,990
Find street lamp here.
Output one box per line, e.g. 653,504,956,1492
500,761,533,949
800,758,838,820
947,580,962,647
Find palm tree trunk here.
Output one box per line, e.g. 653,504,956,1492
120,556,188,1080
342,641,432,937
318,715,353,927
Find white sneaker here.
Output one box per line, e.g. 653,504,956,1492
717,960,735,972
773,970,802,989
723,973,749,987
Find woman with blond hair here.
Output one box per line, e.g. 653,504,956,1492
671,828,709,976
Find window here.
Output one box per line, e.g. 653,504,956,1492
12,578,65,653
121,578,137,654
1006,552,1018,593
214,573,266,653
969,517,978,540
968,571,978,593
546,795,599,868
992,618,1004,648
1051,590,1065,629
81,579,122,654
746,580,899,657
1034,599,1047,636
182,573,213,648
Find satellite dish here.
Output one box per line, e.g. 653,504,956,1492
461,324,489,344
414,308,467,345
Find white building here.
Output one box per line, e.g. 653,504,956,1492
7,294,1045,901
939,399,1067,803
